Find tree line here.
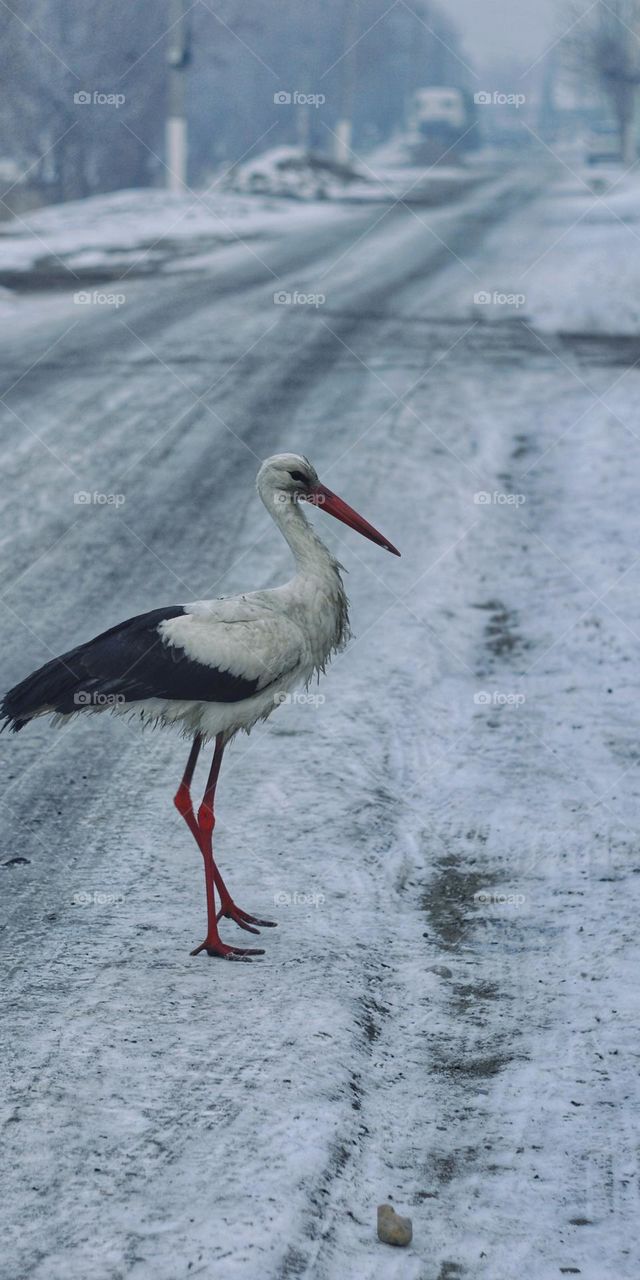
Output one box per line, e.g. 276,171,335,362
0,0,473,203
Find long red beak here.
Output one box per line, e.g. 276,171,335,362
306,483,400,556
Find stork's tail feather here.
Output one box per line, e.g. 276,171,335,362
1,655,83,732
1,606,192,733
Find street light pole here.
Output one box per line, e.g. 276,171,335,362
166,0,191,191
334,0,359,164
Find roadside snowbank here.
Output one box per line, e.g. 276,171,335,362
223,145,372,199
0,145,486,287
0,185,341,283
524,167,640,334
222,142,472,203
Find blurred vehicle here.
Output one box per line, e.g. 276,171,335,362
586,124,622,165
410,87,467,133
408,87,473,162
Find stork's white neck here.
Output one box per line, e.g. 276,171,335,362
260,486,339,577
257,474,351,664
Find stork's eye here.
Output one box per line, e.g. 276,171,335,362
288,470,308,484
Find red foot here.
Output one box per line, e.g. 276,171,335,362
217,898,278,934
190,935,265,960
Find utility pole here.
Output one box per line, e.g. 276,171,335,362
166,0,191,192
627,0,640,164
334,0,359,164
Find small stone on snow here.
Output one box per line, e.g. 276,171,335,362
377,1203,413,1246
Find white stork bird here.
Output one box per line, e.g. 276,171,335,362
2,454,399,959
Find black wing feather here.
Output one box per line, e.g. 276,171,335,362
1,606,261,731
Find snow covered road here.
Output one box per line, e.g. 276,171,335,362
2,163,639,1280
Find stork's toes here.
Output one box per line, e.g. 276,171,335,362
218,902,278,932
191,937,265,960
247,914,278,929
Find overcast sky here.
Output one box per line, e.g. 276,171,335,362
445,0,561,68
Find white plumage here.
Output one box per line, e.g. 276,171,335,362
152,508,351,741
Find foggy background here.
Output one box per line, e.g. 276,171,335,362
0,0,635,205
447,0,559,60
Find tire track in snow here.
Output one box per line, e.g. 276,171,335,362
3,174,564,1280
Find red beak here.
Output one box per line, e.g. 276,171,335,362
306,483,400,556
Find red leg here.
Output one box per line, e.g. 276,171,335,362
173,734,271,959
205,751,278,933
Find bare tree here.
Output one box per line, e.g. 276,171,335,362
564,0,640,164
0,0,167,202
0,0,474,205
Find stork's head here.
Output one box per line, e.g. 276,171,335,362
256,453,400,556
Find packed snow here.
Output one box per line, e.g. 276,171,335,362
1,160,639,1279
222,145,372,199
0,148,485,287
0,185,347,282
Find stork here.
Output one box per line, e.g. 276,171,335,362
2,454,400,959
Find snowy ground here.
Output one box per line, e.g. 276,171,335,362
1,160,640,1279
0,151,480,287
225,142,479,205
476,161,640,335
0,186,346,283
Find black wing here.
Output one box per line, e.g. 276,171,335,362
1,606,262,731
